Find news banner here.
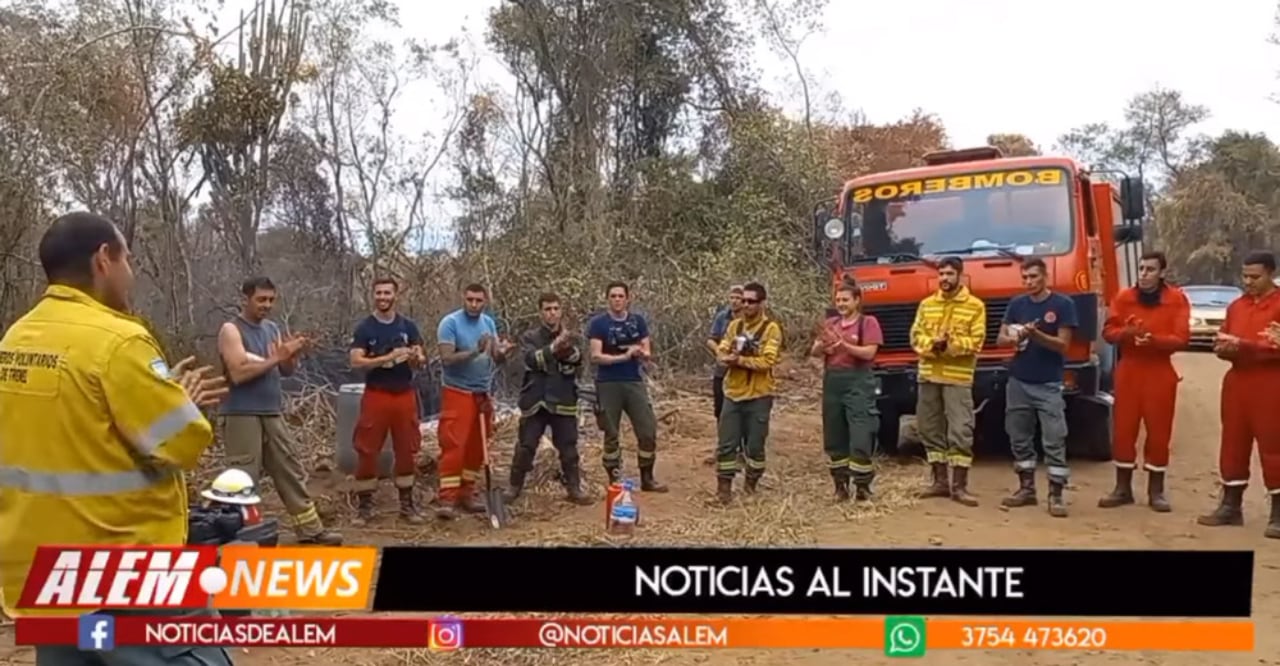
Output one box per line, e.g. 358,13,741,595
12,545,1256,655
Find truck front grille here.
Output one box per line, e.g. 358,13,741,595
863,298,1012,354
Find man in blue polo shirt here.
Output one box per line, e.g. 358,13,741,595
348,277,427,526
998,257,1078,518
435,283,512,519
588,281,668,492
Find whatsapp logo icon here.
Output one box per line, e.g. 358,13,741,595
883,616,927,658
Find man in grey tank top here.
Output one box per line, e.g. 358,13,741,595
217,277,342,545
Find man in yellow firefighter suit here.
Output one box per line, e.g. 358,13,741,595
0,212,231,665
908,256,987,506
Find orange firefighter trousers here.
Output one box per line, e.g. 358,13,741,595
354,387,421,491
437,385,494,503
1220,366,1280,491
1112,359,1178,470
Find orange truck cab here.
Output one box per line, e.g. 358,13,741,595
812,146,1147,460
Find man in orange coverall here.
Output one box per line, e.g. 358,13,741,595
1097,251,1189,512
1198,251,1280,539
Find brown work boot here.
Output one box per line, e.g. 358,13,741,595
563,465,593,506
715,477,733,505
918,463,951,499
1047,480,1069,518
1266,496,1280,539
831,470,850,502
350,491,375,527
1001,470,1038,508
1197,484,1245,527
1098,467,1136,508
297,525,344,545
398,487,424,525
744,472,762,495
434,502,459,521
950,467,979,507
1147,471,1171,513
459,492,487,515
640,465,669,493
853,481,873,502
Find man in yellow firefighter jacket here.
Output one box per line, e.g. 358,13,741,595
908,256,987,506
0,213,230,665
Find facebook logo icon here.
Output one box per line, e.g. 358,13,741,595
77,614,115,651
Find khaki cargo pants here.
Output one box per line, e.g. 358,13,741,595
916,381,976,468
221,414,325,538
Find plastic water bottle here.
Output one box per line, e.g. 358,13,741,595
609,480,638,535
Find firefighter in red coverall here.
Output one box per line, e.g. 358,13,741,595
1198,251,1280,539
1098,251,1190,512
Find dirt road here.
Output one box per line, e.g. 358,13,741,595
2,352,1273,665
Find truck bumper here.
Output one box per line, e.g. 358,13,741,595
872,362,1112,460
873,362,1100,415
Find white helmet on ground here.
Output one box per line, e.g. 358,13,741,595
201,468,262,505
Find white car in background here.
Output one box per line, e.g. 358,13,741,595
1183,285,1242,349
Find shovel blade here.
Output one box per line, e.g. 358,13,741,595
485,486,510,528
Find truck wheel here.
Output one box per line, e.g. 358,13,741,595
875,407,901,457
1066,394,1114,461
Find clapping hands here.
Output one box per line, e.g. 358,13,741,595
171,356,228,408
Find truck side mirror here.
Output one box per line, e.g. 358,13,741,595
1120,177,1145,221
1114,223,1143,244
812,202,831,257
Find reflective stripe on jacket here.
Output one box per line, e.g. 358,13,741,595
909,286,987,386
0,286,214,617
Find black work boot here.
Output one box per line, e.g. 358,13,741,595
1047,480,1068,518
853,479,873,502
563,465,593,506
1197,485,1245,527
1001,470,1038,508
350,491,375,527
603,465,622,485
398,487,424,525
831,469,851,502
716,476,733,505
744,472,761,495
640,465,669,493
950,467,978,507
1266,496,1280,539
918,462,950,499
1147,471,1171,513
503,468,528,504
1098,467,1136,508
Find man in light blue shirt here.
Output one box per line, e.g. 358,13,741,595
434,283,512,519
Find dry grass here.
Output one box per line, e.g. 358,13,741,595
191,358,929,666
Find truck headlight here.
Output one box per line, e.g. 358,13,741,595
823,218,845,240
1189,317,1204,326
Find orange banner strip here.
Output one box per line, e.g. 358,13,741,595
927,620,1254,651
559,619,1254,651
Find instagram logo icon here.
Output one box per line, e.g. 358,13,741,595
429,617,463,651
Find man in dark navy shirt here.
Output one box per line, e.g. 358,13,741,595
997,257,1078,518
348,278,427,525
588,281,667,492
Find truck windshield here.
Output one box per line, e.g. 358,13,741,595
849,167,1074,259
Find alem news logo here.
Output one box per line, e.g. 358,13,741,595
77,614,115,651
18,546,378,611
